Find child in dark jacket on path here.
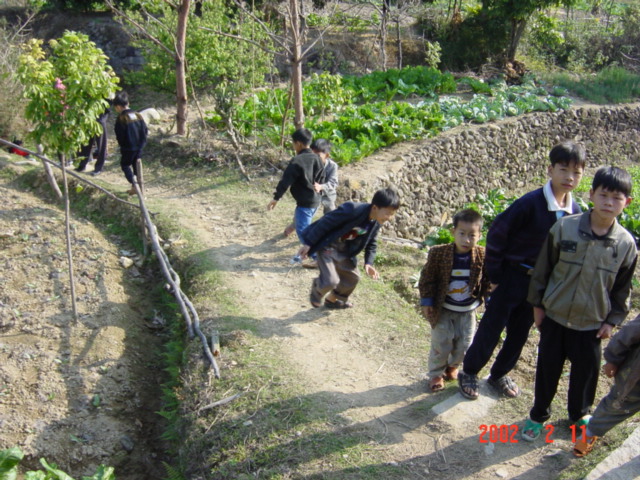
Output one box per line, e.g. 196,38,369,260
113,91,148,195
298,187,400,309
419,209,490,392
458,141,585,400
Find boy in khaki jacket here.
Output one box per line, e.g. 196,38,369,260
523,166,637,441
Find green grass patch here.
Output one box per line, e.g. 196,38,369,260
542,67,640,104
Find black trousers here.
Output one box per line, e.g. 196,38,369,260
462,265,534,379
120,150,142,184
529,317,601,423
78,113,109,172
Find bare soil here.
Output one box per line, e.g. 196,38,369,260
0,160,167,478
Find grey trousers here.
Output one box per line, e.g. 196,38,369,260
428,308,476,378
588,380,640,437
314,243,360,302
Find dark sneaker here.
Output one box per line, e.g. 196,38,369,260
90,171,102,176
75,166,86,172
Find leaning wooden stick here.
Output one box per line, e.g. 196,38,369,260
0,138,139,208
132,178,221,377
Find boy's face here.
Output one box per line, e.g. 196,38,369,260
370,206,397,225
548,161,584,196
589,186,631,222
452,221,482,254
292,140,306,154
114,104,125,113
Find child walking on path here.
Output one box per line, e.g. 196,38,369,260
419,209,490,392
572,313,640,457
283,139,339,269
298,187,400,309
523,166,637,441
113,91,148,195
458,141,585,400
267,128,324,252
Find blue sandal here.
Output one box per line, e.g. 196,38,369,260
522,418,544,442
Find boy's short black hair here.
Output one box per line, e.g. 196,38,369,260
311,138,331,154
371,187,400,209
292,128,313,147
592,166,632,197
113,91,129,108
453,208,483,228
549,140,586,168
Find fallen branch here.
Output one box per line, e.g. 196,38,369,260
198,393,242,412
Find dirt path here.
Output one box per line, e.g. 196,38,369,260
138,165,581,479
1,150,612,479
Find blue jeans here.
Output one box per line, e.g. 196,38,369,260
295,206,317,244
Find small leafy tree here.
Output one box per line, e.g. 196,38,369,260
17,30,119,319
17,31,119,156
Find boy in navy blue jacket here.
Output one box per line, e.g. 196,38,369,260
113,91,148,195
298,187,400,309
458,141,585,400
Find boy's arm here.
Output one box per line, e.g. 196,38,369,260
272,161,298,202
320,161,339,195
604,313,640,366
485,200,529,284
603,247,638,327
418,249,440,301
363,230,378,276
527,224,561,308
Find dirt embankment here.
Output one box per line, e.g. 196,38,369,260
0,163,167,478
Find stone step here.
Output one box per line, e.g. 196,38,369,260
431,378,499,429
585,425,640,480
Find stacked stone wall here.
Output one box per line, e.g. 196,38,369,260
342,104,640,240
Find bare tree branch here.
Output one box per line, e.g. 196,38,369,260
106,0,174,57
198,26,284,56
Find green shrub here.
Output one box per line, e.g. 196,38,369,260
424,188,517,247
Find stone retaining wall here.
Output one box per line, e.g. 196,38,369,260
341,104,640,241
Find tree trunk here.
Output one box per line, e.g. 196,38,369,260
290,0,305,129
60,153,78,321
395,16,402,69
379,0,390,71
175,0,190,135
506,18,527,63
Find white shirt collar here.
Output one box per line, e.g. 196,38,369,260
543,180,573,214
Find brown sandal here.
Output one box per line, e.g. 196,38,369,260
429,376,445,392
573,435,598,457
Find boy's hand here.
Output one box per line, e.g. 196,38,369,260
364,264,379,280
602,362,618,377
533,306,545,328
267,199,278,210
421,306,438,327
597,323,614,339
313,182,323,193
297,245,310,259
489,283,499,293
